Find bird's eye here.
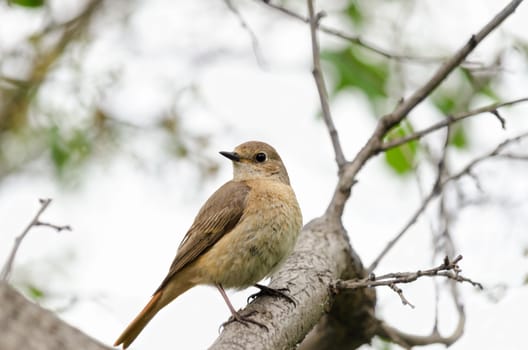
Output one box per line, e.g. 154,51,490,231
255,152,267,163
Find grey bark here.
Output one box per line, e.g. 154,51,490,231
0,282,112,350
209,215,376,350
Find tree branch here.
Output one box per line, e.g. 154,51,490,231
339,255,478,348
327,0,524,219
224,0,266,67
256,0,445,63
307,0,346,171
337,255,482,292
380,97,528,151
0,199,71,281
210,217,373,349
0,282,111,350
368,130,528,273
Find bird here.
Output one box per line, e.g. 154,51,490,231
114,140,303,349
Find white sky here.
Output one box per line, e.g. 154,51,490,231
1,0,528,349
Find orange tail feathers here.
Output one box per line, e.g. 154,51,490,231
114,273,196,349
114,291,163,349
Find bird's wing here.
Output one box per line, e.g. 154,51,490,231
154,180,250,293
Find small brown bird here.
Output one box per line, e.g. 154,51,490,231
114,140,302,349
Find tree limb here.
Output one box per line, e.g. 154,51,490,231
0,282,111,350
307,0,346,170
337,255,482,292
327,0,524,219
210,217,375,349
380,97,528,151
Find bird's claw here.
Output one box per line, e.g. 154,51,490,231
247,284,296,306
220,310,268,331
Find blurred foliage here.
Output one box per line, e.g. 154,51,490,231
319,1,520,175
0,0,524,182
384,123,418,175
49,126,92,177
25,284,45,301
322,47,388,111
10,0,44,8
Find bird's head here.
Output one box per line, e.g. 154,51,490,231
220,141,290,185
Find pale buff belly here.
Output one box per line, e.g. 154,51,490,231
194,200,301,289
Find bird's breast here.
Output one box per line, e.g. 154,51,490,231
196,180,302,289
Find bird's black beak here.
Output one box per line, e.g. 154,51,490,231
219,151,241,162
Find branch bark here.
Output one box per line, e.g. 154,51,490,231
210,217,376,349
0,282,112,350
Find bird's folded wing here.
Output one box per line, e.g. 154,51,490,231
154,180,250,293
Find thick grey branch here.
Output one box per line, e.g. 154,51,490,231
210,217,373,349
0,282,111,350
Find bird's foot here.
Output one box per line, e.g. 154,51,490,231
247,283,296,306
220,310,268,331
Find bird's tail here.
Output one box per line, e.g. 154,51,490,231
114,291,163,349
114,278,194,349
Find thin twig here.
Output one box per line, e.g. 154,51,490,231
327,0,524,218
257,0,445,63
367,129,451,273
336,255,483,292
0,199,71,281
380,97,528,151
307,0,346,171
368,130,528,272
444,130,528,184
389,283,415,308
224,0,266,67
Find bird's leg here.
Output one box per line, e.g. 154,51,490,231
216,284,268,330
247,283,296,306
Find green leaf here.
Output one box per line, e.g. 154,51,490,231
384,124,418,175
48,127,92,175
450,125,468,149
346,2,364,27
322,47,388,102
11,0,44,8
432,92,457,115
27,284,45,300
50,127,70,172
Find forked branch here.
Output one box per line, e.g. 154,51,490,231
326,0,524,218
0,199,71,281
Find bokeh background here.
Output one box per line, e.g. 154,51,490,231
1,0,528,349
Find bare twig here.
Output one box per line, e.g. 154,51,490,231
368,188,438,273
257,0,445,63
35,221,72,232
224,0,266,67
444,130,528,184
335,255,482,293
307,0,346,171
389,283,415,308
327,0,524,218
377,311,465,348
368,130,528,272
376,264,467,349
380,97,528,151
0,199,71,281
368,128,451,273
